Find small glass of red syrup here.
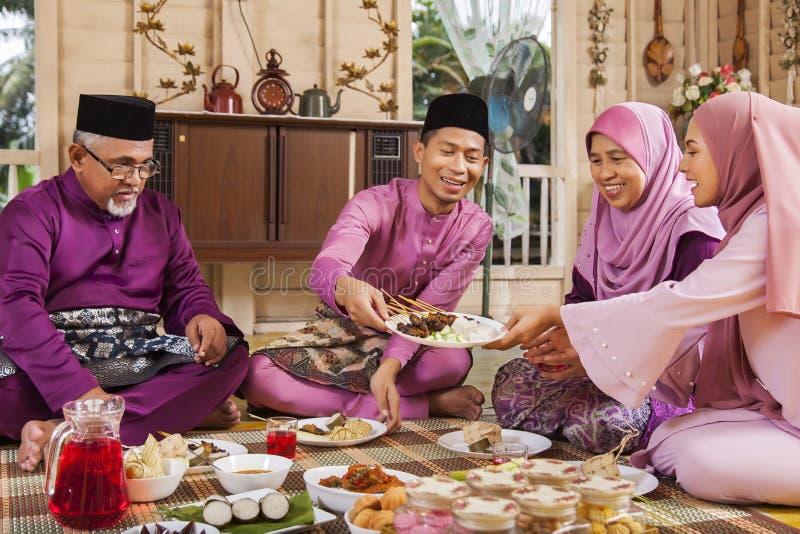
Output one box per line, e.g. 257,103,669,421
266,416,297,458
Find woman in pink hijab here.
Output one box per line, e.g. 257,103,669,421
487,91,800,505
492,102,724,453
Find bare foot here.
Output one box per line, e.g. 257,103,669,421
18,419,59,472
201,397,241,429
429,385,485,420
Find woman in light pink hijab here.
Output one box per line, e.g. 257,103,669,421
492,103,724,454
488,92,800,505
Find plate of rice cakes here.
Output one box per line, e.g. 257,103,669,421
297,413,386,447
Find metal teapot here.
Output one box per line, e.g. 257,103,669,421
203,65,243,114
297,84,342,117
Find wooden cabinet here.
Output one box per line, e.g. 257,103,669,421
278,127,352,242
153,112,420,262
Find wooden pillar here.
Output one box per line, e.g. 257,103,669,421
34,0,58,180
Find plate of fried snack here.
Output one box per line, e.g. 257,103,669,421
126,432,247,474
297,412,386,447
344,486,407,534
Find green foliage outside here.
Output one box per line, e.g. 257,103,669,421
0,0,36,207
411,0,467,120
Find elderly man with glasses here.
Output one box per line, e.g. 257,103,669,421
0,95,249,471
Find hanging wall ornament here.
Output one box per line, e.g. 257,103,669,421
779,0,800,105
588,0,613,117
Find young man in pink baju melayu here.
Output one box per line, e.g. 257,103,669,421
244,94,493,432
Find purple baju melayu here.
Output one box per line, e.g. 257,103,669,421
244,178,493,418
0,169,248,444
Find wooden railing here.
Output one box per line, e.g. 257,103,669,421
493,164,567,267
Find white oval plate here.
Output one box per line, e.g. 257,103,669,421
185,439,248,474
437,429,552,459
385,312,505,348
122,521,220,534
296,418,387,447
566,461,659,496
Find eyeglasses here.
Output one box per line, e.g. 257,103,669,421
81,145,160,181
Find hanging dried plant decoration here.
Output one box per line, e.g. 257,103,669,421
336,0,399,118
588,0,613,117
779,0,800,104
133,1,202,105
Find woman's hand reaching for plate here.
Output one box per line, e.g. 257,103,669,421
483,305,563,350
523,326,587,379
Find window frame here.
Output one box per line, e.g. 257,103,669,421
0,0,60,198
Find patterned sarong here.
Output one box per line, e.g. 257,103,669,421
0,307,240,388
492,358,694,454
253,303,393,394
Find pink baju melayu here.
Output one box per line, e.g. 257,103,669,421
560,93,800,505
244,178,493,419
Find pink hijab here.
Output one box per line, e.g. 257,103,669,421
693,92,800,418
576,103,725,300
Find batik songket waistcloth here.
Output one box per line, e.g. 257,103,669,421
254,303,436,394
0,307,240,388
492,359,693,454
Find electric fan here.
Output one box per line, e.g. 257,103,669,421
473,36,551,316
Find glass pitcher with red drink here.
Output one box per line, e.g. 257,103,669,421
45,395,130,530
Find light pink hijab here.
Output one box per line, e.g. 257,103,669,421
576,103,725,300
693,92,800,418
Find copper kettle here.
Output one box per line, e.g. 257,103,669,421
203,65,243,114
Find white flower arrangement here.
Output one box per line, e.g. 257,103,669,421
667,63,755,120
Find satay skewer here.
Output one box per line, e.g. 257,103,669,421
386,304,408,316
396,294,432,313
412,297,448,314
398,295,446,314
381,289,414,315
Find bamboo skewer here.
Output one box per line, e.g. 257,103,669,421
381,289,414,316
380,288,406,309
397,294,447,314
381,289,449,317
386,304,408,316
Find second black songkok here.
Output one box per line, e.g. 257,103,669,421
421,93,489,142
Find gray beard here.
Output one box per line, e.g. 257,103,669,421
106,196,137,217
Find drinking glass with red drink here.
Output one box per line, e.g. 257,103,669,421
45,396,130,530
266,416,297,458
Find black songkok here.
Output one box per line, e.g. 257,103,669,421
420,93,489,142
76,95,156,141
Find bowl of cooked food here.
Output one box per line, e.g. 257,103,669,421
212,454,292,494
304,464,417,513
125,458,188,502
